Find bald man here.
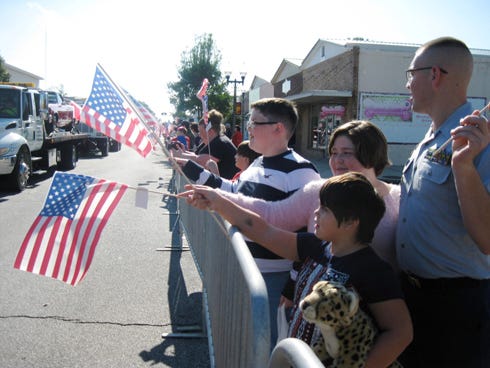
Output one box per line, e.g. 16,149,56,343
397,37,490,367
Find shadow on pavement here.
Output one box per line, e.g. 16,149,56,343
139,170,210,367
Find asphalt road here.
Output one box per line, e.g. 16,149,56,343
0,146,210,367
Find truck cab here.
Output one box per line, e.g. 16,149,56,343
0,85,45,189
0,84,85,191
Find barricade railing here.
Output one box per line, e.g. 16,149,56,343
268,338,324,368
176,173,271,367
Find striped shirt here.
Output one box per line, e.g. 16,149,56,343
183,149,321,272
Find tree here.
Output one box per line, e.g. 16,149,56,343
0,55,10,82
167,33,232,119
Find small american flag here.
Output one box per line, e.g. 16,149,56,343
14,172,127,286
196,78,209,126
81,65,153,157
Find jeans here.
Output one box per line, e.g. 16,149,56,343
262,271,290,350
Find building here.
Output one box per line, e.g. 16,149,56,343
5,63,43,88
252,39,490,165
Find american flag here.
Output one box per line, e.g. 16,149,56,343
14,172,127,286
125,92,161,149
69,100,82,121
196,78,209,126
80,65,153,157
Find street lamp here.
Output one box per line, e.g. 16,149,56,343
224,71,246,133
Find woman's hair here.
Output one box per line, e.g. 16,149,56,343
236,140,261,164
328,120,391,176
319,172,385,244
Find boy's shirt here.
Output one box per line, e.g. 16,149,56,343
289,232,403,348
182,149,321,272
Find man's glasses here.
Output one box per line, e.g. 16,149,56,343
405,66,448,83
247,120,279,129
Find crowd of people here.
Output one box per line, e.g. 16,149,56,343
170,37,489,368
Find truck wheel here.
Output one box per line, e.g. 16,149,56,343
98,139,109,157
8,146,31,191
59,142,77,171
109,139,121,152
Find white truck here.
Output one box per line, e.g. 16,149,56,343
0,84,88,191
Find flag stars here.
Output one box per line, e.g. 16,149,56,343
40,173,93,218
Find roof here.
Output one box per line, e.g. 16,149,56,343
5,63,44,80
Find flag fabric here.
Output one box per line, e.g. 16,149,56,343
196,78,209,126
14,172,128,286
80,65,153,157
69,100,82,121
124,91,161,149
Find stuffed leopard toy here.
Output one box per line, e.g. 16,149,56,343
300,280,402,367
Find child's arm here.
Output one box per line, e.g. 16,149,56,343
365,299,413,368
181,185,300,261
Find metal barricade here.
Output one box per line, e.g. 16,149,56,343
177,174,271,367
268,338,324,368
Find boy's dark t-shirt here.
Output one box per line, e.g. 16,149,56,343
195,134,238,179
289,232,403,348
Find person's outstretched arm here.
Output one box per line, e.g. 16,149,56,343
217,180,323,232
180,185,300,261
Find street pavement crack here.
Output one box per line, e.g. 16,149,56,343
0,314,171,328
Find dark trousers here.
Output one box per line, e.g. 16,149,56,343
399,274,490,368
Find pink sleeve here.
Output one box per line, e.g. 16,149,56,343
217,180,323,232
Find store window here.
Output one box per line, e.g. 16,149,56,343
311,105,345,152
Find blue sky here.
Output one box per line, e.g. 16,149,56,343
1,0,488,116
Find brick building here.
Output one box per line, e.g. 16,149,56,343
249,39,490,165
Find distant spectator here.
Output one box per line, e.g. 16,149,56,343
180,120,195,151
225,123,232,138
176,126,190,150
190,121,202,150
231,125,243,147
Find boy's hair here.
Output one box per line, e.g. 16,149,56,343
319,172,385,244
328,120,391,176
236,140,261,163
250,98,298,138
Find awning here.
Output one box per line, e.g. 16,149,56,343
286,90,352,104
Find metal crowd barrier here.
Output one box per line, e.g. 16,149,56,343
268,338,324,368
176,174,271,367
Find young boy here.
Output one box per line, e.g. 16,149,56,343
181,172,412,367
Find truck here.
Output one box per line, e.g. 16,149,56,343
0,84,88,191
44,90,77,133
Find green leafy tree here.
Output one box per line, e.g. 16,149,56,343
0,55,10,82
168,33,231,119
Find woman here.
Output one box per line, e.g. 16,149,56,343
216,120,400,270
